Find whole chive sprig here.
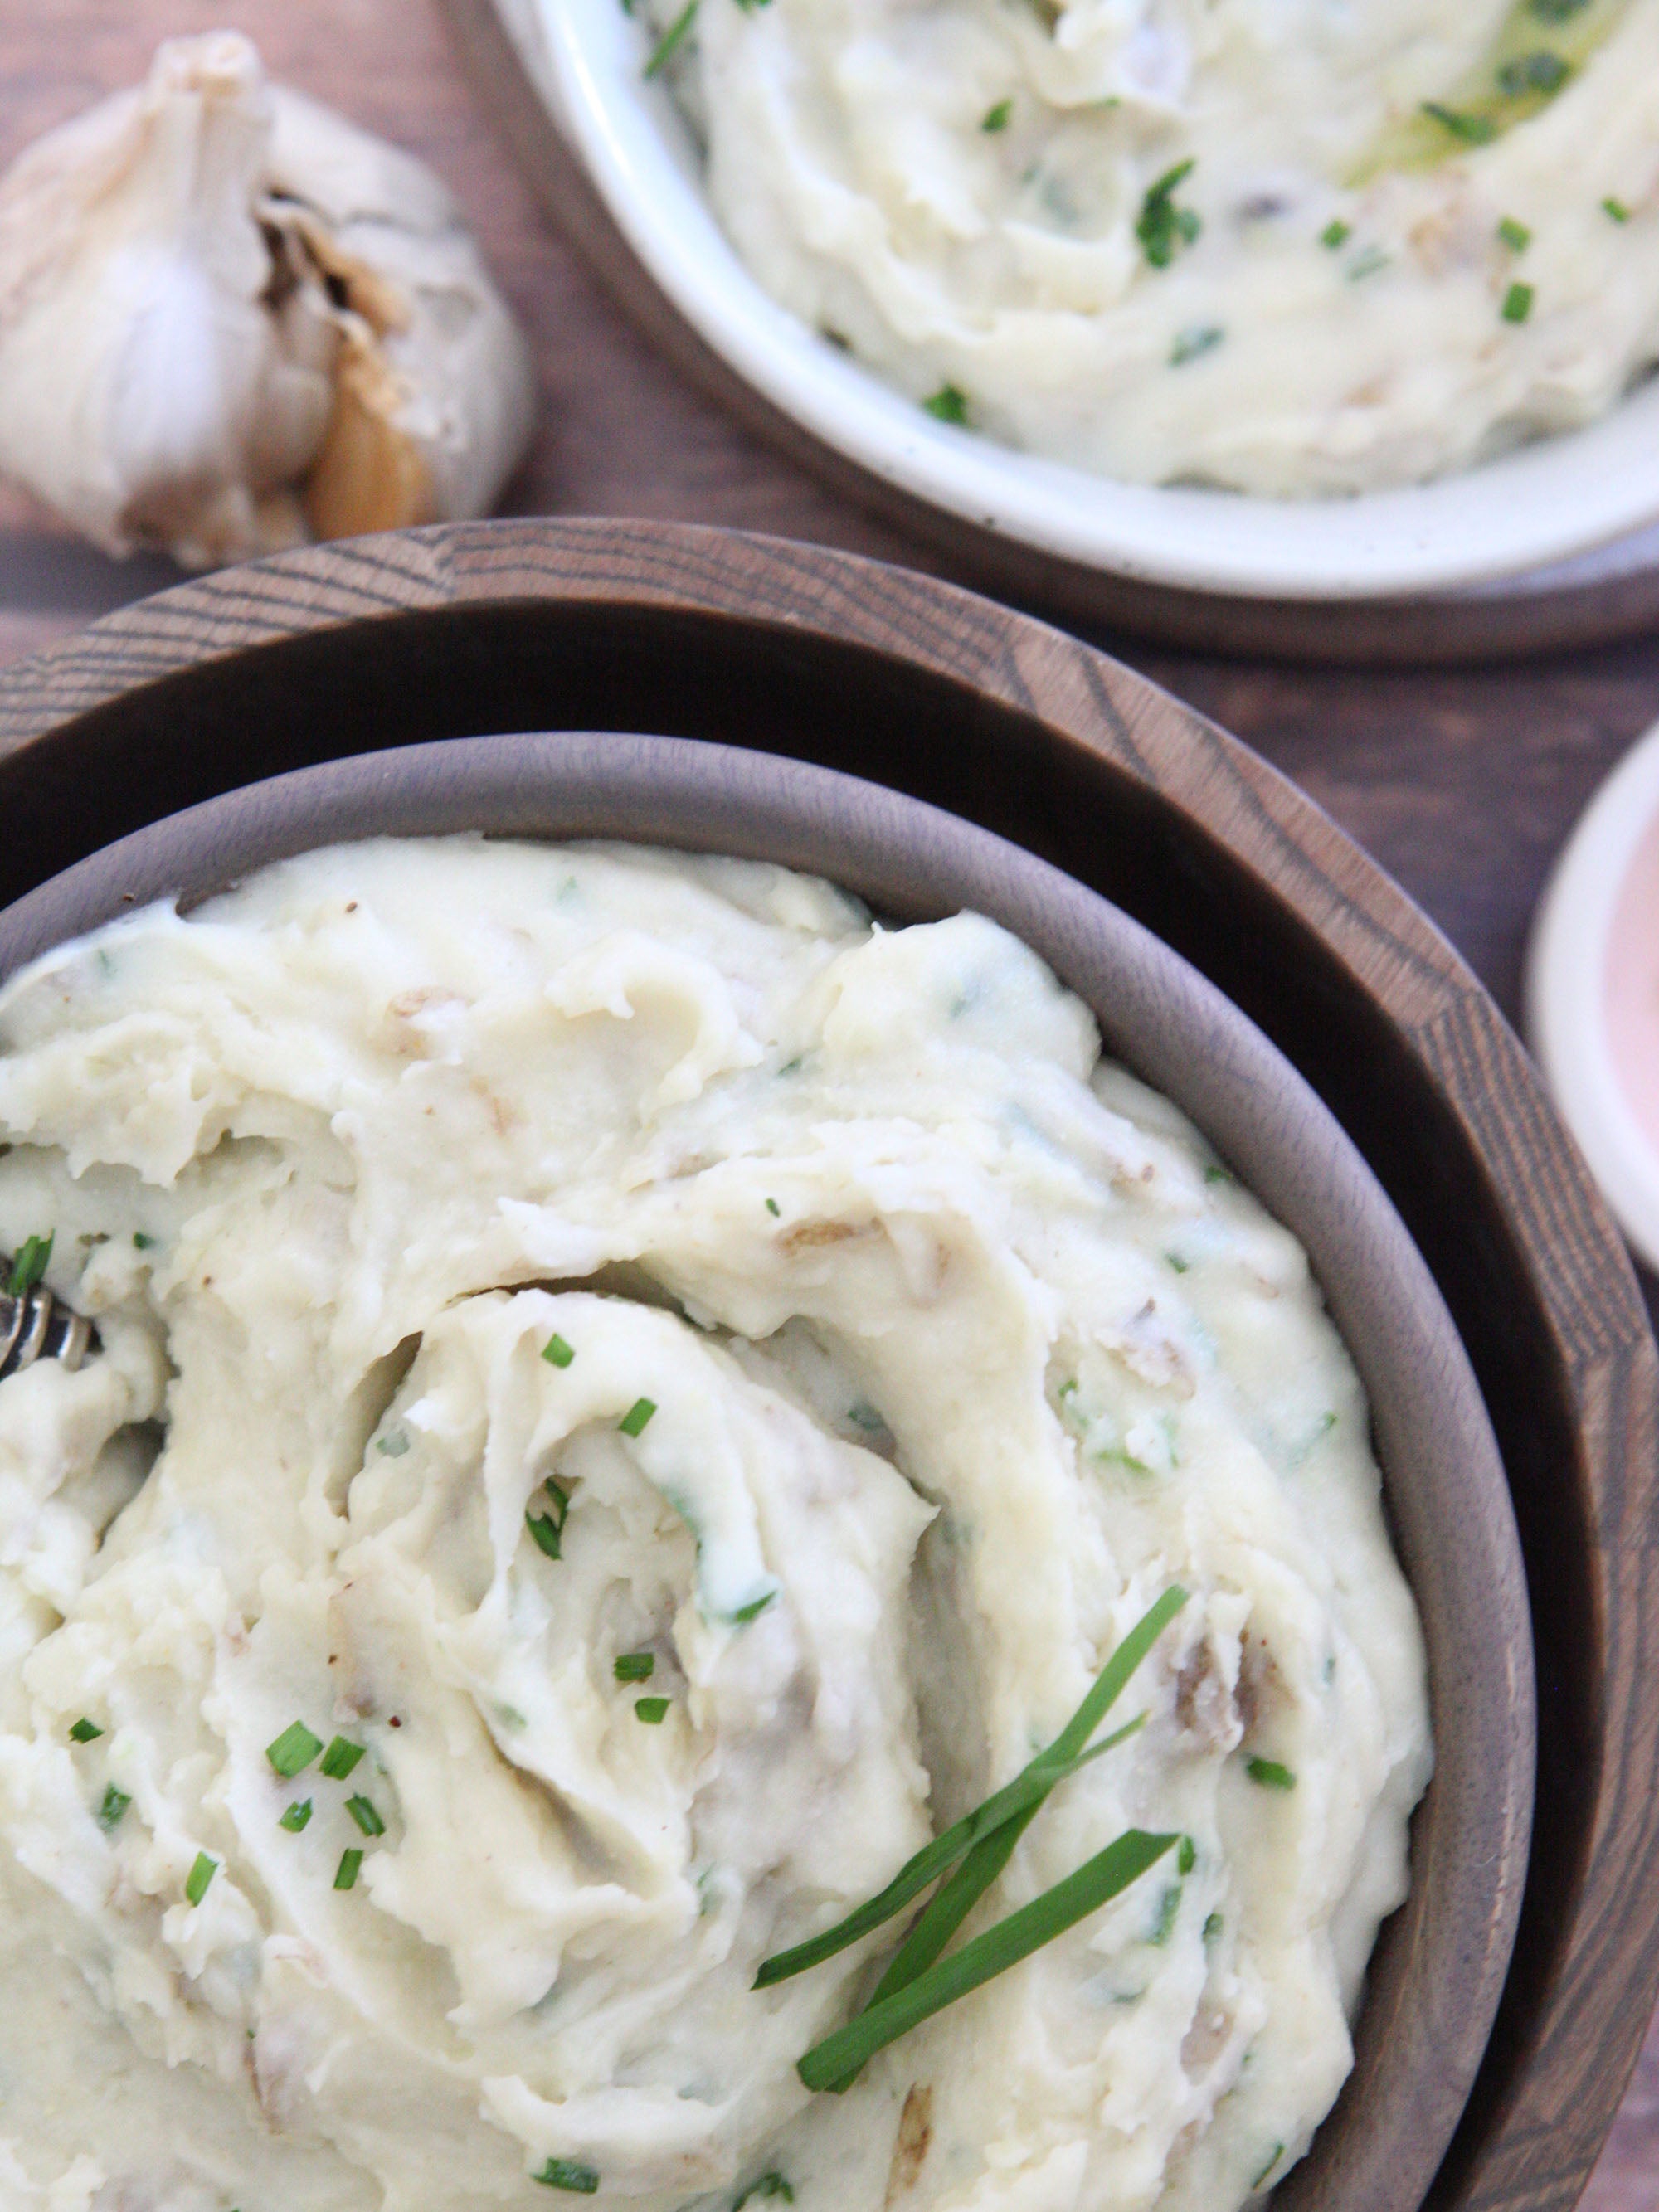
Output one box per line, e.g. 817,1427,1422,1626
797,1828,1180,2092
756,1585,1186,1989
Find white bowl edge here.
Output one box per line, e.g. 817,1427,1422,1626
1525,717,1659,1277
499,0,1659,604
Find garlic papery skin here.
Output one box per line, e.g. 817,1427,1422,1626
0,32,535,568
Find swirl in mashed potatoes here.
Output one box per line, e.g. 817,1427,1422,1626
0,838,1428,2212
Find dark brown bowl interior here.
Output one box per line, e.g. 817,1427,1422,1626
0,520,1652,2212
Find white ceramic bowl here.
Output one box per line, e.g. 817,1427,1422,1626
1527,716,1659,1275
500,0,1659,604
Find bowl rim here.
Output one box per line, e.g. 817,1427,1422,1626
504,0,1659,604
0,728,1532,2212
1525,714,1659,1272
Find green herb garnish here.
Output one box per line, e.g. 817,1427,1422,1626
98,1783,130,1830
1164,1249,1191,1272
542,1333,576,1369
734,2177,795,2209
730,1589,776,1623
1530,0,1589,17
1136,159,1200,267
1497,215,1532,250
1246,1757,1297,1790
643,0,697,77
1203,1909,1224,1942
1320,219,1352,249
756,1587,1185,1989
1252,2144,1285,2190
1502,280,1535,321
279,1799,314,1832
527,1476,573,1558
185,1851,218,1906
1421,101,1498,143
635,1696,671,1724
1497,50,1569,94
1147,1883,1182,1946
1347,244,1390,280
1204,1164,1233,1185
334,1848,363,1890
534,2163,601,2195
922,385,970,425
346,1794,386,1837
981,98,1013,133
615,1651,656,1683
133,1231,155,1251
1178,1835,1196,1875
68,1717,103,1743
765,1198,781,1218
1603,196,1632,222
797,1827,1180,2091
319,1736,366,1781
7,1233,51,1297
619,1398,657,1437
266,1721,322,1777
1170,326,1223,368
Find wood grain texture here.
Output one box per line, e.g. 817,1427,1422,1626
446,0,1659,665
0,518,1651,2212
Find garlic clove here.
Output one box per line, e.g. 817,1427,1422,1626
0,32,534,570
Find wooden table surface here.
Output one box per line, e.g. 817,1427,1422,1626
2,5,1656,2205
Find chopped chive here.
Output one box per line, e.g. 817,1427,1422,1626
1246,1757,1297,1790
847,1402,886,1434
798,1828,1180,2091
185,1851,218,1907
643,0,697,78
1320,218,1352,249
980,97,1013,133
756,1586,1185,1989
1204,1164,1233,1185
1347,244,1389,280
1530,0,1589,16
1147,1883,1182,1945
1603,196,1632,222
1164,1250,1190,1273
1203,1909,1224,1942
1178,1835,1196,1875
534,2164,601,2195
6,1232,52,1297
923,384,970,425
527,1507,565,1559
68,1717,103,1743
345,1794,386,1837
334,1847,363,1890
319,1736,365,1781
1136,158,1200,268
1252,2144,1285,2191
615,1651,656,1683
1421,102,1496,144
635,1696,671,1724
279,1798,313,1832
619,1398,657,1437
377,1431,410,1457
1497,216,1532,252
1502,280,1535,323
1170,325,1224,368
97,1783,131,1830
133,1231,156,1251
735,2178,795,2209
730,1588,776,1623
266,1721,323,1778
765,1198,781,1218
1497,51,1569,95
542,1333,576,1368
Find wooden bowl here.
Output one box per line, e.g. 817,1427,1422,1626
0,518,1652,2212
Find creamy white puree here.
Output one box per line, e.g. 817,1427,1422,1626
0,838,1428,2212
651,0,1659,493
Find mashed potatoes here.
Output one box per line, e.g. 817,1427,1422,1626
646,0,1659,493
0,839,1428,2212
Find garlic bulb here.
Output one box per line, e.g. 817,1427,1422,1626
0,32,535,568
